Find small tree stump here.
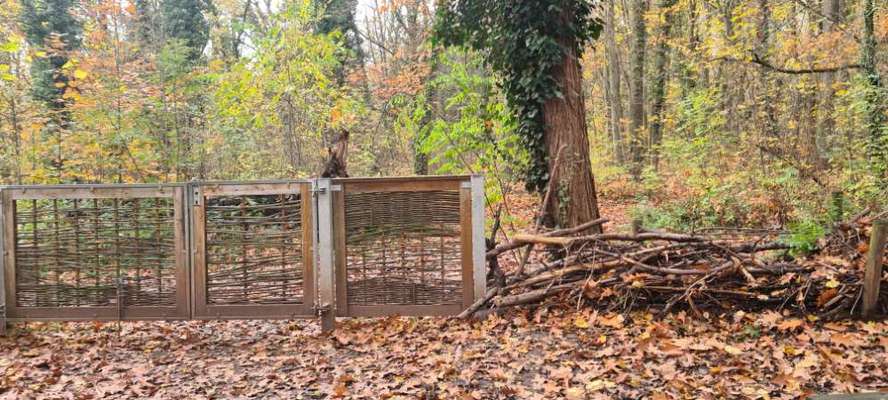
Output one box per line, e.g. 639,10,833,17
862,219,887,318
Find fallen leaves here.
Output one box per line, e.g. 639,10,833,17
777,318,806,332
0,309,885,399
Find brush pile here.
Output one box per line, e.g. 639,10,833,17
465,214,887,319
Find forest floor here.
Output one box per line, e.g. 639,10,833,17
1,193,886,399
1,312,886,399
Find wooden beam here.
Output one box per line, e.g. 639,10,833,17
862,220,887,317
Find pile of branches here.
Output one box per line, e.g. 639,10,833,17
463,215,887,320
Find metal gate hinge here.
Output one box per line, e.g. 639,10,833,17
311,184,341,194
314,303,333,316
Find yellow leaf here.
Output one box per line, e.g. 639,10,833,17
35,50,47,58
825,279,839,288
573,316,590,329
565,387,585,400
724,345,743,355
73,69,88,80
585,379,615,392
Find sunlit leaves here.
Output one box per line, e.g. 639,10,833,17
209,1,363,178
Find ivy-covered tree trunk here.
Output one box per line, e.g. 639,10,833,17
434,0,603,228
542,32,602,229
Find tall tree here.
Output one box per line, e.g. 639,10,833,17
860,0,886,187
316,0,362,66
603,0,625,164
20,0,82,180
647,0,676,169
20,0,81,107
435,0,603,228
628,0,646,178
161,0,211,62
817,0,841,163
755,0,778,142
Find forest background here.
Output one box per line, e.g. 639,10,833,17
1,0,886,240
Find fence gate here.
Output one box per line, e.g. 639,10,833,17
189,181,315,319
323,176,485,318
1,185,190,322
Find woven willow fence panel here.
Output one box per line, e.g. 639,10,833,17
1,186,189,321
14,198,177,307
329,177,483,319
190,182,315,319
204,194,305,305
344,191,463,306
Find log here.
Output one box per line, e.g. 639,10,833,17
493,282,579,307
512,234,574,246
571,232,707,243
486,218,608,259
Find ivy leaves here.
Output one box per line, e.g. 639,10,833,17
434,0,602,192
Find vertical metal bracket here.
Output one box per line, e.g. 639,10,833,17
470,175,486,302
182,184,194,320
0,188,7,336
314,179,336,333
191,184,202,206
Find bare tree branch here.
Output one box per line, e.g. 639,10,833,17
716,53,861,74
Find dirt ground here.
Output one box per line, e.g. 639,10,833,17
1,307,886,399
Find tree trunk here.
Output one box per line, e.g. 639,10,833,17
604,0,625,164
414,48,439,175
541,32,602,230
628,0,647,178
861,0,886,187
817,0,841,165
756,0,778,142
648,0,677,169
9,96,22,184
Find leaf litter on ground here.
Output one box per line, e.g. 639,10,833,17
1,307,885,399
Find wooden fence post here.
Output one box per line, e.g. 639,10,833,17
862,219,887,318
314,179,336,332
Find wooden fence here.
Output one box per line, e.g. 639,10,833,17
0,176,486,333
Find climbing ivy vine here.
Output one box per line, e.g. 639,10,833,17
433,0,601,192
